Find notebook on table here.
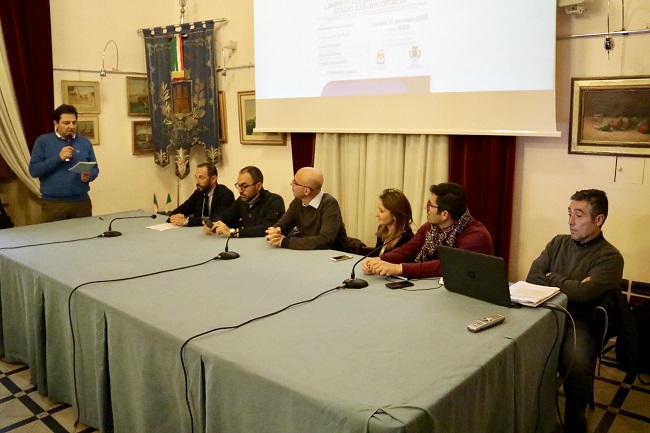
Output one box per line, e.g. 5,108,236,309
437,246,560,307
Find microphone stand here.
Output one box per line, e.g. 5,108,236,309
342,231,405,289
217,232,240,260
102,215,156,237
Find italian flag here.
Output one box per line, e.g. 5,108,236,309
170,34,184,72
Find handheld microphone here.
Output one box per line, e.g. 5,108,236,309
342,231,406,289
65,138,71,162
217,230,240,260
102,214,156,237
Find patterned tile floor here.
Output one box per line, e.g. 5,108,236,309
0,360,95,433
556,351,650,433
1,356,648,433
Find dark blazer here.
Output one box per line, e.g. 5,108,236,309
170,184,235,226
216,188,285,237
368,225,415,257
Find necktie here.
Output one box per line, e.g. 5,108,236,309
203,193,210,217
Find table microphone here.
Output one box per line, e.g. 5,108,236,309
342,231,405,289
102,214,156,237
217,230,240,260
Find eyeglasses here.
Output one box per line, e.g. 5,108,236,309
290,180,311,189
234,181,260,191
426,201,439,210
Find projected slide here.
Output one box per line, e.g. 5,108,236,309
318,0,433,96
253,0,558,137
256,0,553,100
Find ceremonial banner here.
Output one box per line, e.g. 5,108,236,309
144,21,220,179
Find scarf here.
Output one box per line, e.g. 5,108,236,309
415,209,471,262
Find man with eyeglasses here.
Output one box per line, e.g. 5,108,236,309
265,167,348,250
362,182,492,279
168,162,234,227
203,166,285,237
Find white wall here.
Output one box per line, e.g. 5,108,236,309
510,2,650,284
48,0,295,219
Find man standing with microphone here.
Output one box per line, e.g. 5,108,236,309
29,104,99,223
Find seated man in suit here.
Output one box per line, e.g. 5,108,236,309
265,167,348,250
169,162,234,227
362,182,492,279
526,189,624,433
203,166,285,238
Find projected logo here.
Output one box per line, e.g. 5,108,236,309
409,45,421,63
376,49,385,65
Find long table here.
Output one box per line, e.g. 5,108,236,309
0,211,565,433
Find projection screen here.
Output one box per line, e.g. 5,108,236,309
254,0,560,137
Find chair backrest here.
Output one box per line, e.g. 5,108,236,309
593,289,639,373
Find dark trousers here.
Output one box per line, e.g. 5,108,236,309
41,199,92,223
558,319,598,433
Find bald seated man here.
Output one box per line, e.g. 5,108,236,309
265,167,348,250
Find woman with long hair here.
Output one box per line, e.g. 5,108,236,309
370,188,414,256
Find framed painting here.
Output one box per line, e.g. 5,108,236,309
237,91,285,145
132,120,153,155
77,116,99,145
126,76,150,116
61,80,101,114
569,76,650,156
218,90,227,143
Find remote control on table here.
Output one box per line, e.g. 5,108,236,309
467,314,505,333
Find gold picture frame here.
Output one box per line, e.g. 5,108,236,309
61,80,101,114
237,90,285,145
218,90,227,143
132,120,153,155
77,116,100,145
569,76,650,156
126,76,150,116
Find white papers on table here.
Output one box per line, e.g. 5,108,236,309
68,162,97,173
146,223,179,231
509,281,560,307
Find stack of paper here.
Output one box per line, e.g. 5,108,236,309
509,281,560,307
68,162,97,173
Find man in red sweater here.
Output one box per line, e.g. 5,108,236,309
362,182,493,279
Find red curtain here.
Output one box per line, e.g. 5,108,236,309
0,0,54,152
449,136,516,265
290,133,315,174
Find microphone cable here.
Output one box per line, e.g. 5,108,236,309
180,284,343,433
66,256,220,427
540,302,575,432
499,303,563,433
0,214,155,250
0,235,102,250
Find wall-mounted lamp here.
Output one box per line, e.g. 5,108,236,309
223,40,237,58
219,40,237,77
100,40,119,77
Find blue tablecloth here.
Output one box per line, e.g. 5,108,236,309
0,211,565,433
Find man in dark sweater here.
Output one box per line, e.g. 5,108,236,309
169,163,234,227
266,167,347,250
203,166,285,238
526,189,623,433
362,182,492,279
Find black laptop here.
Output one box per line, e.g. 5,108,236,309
437,246,513,307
